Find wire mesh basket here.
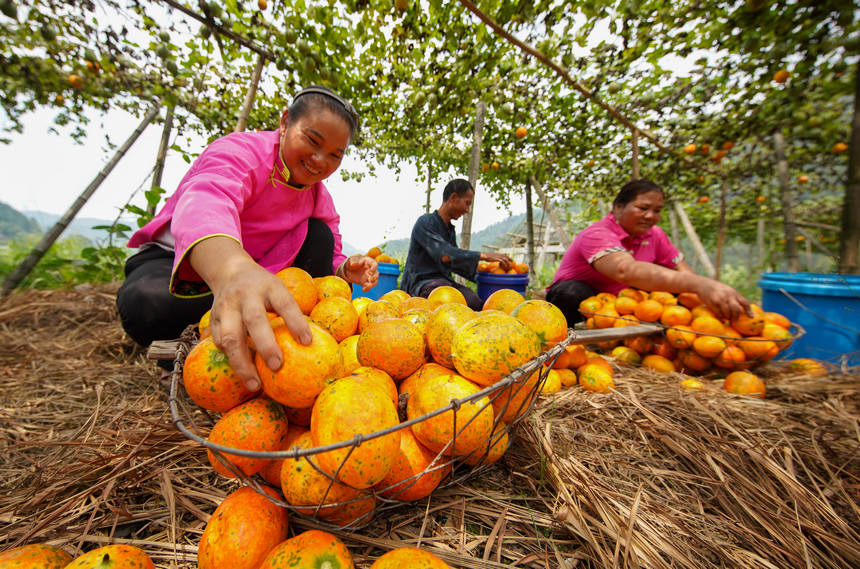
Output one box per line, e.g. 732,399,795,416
167,324,574,530
584,310,806,371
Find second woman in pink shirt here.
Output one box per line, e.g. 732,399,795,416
547,179,750,325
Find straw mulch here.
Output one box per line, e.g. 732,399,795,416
516,362,860,568
1,283,858,568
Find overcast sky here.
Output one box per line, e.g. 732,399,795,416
0,107,526,252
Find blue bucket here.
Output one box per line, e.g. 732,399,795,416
758,272,860,365
476,272,529,303
352,262,401,301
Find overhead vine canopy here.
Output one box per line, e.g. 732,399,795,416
1,0,855,256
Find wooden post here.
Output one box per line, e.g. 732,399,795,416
838,58,860,274
746,242,755,290
774,130,800,272
668,206,681,249
668,203,689,269
525,180,535,279
424,162,432,214
529,175,571,245
461,101,485,250
149,104,175,215
674,201,715,278
715,180,728,280
631,128,640,180
2,104,160,297
234,53,266,133
537,212,554,271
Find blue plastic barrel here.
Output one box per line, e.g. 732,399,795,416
352,262,401,301
758,272,860,365
476,272,529,303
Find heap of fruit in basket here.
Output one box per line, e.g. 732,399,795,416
577,287,825,396
185,267,570,528
364,244,398,264
477,259,529,274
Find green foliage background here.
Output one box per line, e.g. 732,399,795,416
0,0,855,290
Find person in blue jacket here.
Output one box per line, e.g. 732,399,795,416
399,178,514,311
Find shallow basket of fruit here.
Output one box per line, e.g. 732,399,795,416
579,288,806,376
165,306,575,530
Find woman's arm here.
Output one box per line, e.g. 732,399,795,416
190,236,312,391
593,252,751,319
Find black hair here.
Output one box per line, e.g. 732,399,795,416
442,178,474,202
288,85,361,139
613,179,663,208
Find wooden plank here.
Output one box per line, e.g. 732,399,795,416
148,340,183,361
495,246,567,256
566,323,663,345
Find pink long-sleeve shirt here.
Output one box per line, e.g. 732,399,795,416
127,130,346,297
549,213,683,295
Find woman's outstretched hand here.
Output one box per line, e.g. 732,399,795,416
190,237,311,392
343,254,379,292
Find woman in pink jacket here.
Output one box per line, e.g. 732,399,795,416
547,179,750,325
116,86,377,389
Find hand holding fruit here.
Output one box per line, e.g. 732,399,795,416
341,254,379,292
693,279,751,321
480,251,515,271
190,237,312,392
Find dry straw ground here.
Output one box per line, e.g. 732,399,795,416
1,283,858,568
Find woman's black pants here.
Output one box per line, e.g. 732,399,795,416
116,218,335,346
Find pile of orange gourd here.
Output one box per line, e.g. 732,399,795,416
181,267,570,544
577,287,826,397
477,260,530,274
365,244,398,264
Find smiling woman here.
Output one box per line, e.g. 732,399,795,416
546,178,752,325
115,85,378,390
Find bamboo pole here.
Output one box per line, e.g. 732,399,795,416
525,180,535,278
674,201,715,278
838,58,860,274
424,162,432,214
746,242,755,290
756,217,766,272
715,180,728,280
668,207,681,251
461,101,486,250
631,128,640,180
149,104,175,215
1,104,160,297
774,130,800,272
794,226,834,259
159,0,276,61
536,210,553,272
234,53,266,133
529,176,571,245
457,0,718,179
668,206,690,271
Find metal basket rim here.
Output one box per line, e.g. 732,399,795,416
168,326,576,460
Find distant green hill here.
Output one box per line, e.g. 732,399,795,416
0,202,41,241
22,210,128,244
6,205,366,254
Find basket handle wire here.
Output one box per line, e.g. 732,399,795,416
777,287,860,335
166,327,615,529
170,331,573,461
